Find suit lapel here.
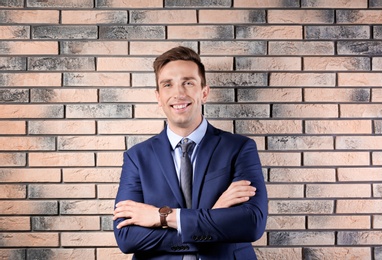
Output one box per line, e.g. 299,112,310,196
192,124,221,208
152,130,186,207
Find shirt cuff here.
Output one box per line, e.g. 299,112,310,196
176,208,182,234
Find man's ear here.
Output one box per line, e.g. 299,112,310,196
202,85,210,104
155,90,162,107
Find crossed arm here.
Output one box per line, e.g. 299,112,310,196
113,180,257,229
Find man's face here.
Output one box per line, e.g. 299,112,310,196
155,60,209,135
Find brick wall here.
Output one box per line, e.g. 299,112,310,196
0,0,381,259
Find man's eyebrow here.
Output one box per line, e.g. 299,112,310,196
159,79,171,84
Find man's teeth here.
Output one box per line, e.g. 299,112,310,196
173,104,187,109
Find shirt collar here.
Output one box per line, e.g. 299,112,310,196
167,117,208,150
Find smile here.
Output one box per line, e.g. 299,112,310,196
172,103,190,110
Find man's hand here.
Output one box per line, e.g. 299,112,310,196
212,180,256,209
113,200,160,229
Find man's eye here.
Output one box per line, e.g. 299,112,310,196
163,84,171,87
185,81,194,86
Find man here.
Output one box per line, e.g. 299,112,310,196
113,46,268,259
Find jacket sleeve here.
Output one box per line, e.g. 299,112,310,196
180,139,268,243
113,151,198,254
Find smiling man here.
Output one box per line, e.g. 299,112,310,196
113,46,268,260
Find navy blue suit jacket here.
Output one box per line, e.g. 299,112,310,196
114,123,268,260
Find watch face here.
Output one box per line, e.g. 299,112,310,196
159,206,172,214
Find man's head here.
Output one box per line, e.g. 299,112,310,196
154,46,210,136
153,46,206,91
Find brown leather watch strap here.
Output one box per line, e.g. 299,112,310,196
159,206,172,228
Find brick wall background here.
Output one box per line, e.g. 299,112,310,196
0,0,381,259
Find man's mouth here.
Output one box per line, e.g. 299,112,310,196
171,103,190,110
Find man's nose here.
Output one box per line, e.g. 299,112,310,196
174,83,186,98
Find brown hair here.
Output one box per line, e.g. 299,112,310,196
153,46,206,90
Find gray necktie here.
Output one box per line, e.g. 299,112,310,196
180,138,194,209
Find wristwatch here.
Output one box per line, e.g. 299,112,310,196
159,206,173,228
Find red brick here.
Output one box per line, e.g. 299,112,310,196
302,0,367,8
64,72,130,86
0,105,63,119
269,41,334,55
62,10,127,24
0,217,30,231
337,136,382,150
0,137,55,151
304,152,369,166
202,57,233,71
0,41,58,55
374,184,382,197
270,73,336,86
61,232,116,247
268,10,334,24
134,104,165,118
307,184,371,198
61,41,129,55
27,249,95,260
98,120,163,134
208,120,234,133
304,57,370,71
168,25,233,39
0,168,61,183
270,168,336,183
270,231,334,246
338,168,382,182
131,10,196,24
305,120,372,134
0,26,29,39
97,57,153,71
0,121,25,134
201,41,266,55
0,200,57,215
373,152,382,165
32,216,100,230
131,72,156,86
305,88,370,102
0,0,24,7
255,248,302,260
372,88,382,102
269,200,334,214
29,184,95,198
267,184,304,198
303,247,371,259
66,104,132,119
338,73,382,86
375,215,382,228
199,10,265,23
372,57,382,70
130,41,197,55
0,233,58,247
0,10,59,23
235,0,299,7
338,231,382,245
97,184,118,198
236,120,302,134
97,0,162,8
0,153,25,167
60,200,113,214
266,216,305,230
341,104,382,117
100,88,156,102
29,120,96,135
0,57,26,70
237,26,302,39
337,199,382,213
97,248,133,260
0,72,61,86
0,185,26,198
63,168,120,183
268,136,333,150
97,152,123,166
58,136,125,150
236,57,301,71
273,104,338,118
27,0,93,8
29,152,95,167
259,152,301,167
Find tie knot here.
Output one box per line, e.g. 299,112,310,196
180,138,194,155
